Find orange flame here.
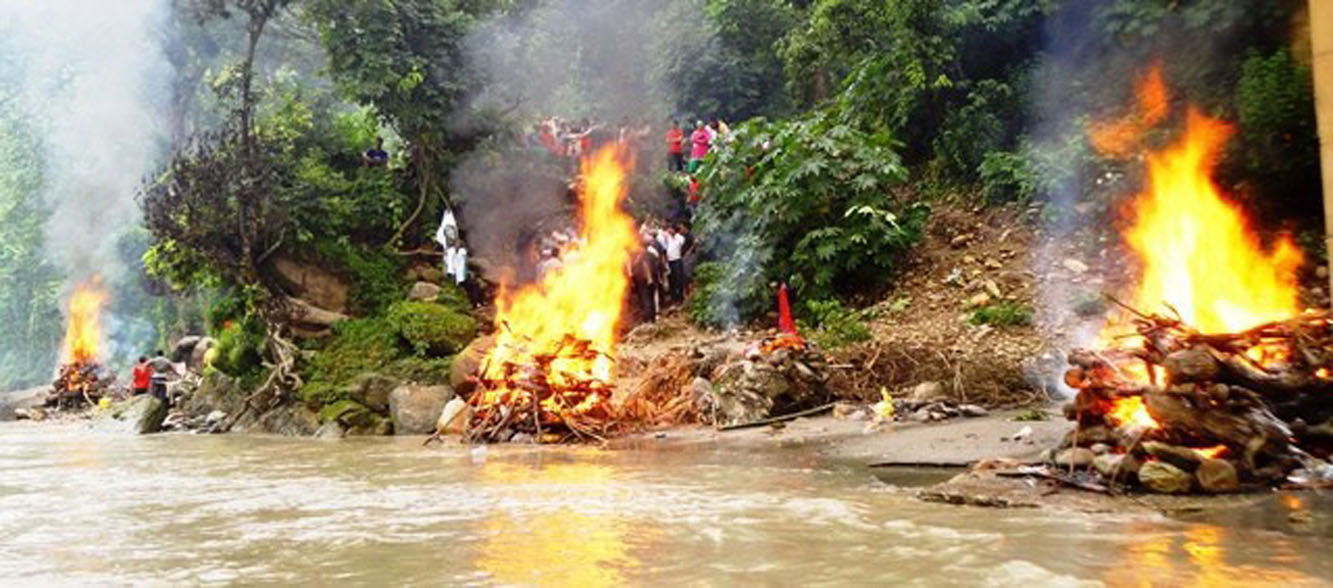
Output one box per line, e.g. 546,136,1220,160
1098,66,1301,337
1107,396,1159,431
478,145,640,415
1193,445,1228,460
63,279,106,364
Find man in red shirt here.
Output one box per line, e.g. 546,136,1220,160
665,120,685,172
130,356,151,396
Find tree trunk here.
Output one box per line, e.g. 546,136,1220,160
1310,0,1333,303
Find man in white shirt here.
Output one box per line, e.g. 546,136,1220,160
659,225,686,303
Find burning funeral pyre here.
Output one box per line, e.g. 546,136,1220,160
48,280,114,409
465,146,639,443
1053,68,1333,493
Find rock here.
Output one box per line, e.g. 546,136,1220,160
959,404,988,418
408,281,442,301
389,383,455,435
171,336,202,363
982,280,1002,298
1054,447,1096,468
450,335,495,397
949,234,971,248
1092,453,1122,476
909,381,947,403
268,255,350,313
910,408,932,422
832,402,861,420
1062,258,1088,274
0,385,50,421
1196,459,1239,493
314,420,347,439
94,395,168,434
1089,443,1111,455
1139,461,1193,494
689,377,712,402
966,293,992,308
348,372,400,414
436,397,470,434
510,432,534,444
1142,441,1205,471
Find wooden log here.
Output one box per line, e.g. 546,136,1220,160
1143,386,1293,472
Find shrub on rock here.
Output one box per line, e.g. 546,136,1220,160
387,301,476,356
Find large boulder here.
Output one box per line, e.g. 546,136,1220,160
187,337,215,372
171,336,203,363
389,383,455,435
408,281,442,301
708,361,795,425
0,386,50,421
93,395,168,434
268,255,350,313
451,335,495,397
347,372,400,414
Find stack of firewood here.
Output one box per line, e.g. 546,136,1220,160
465,334,620,444
47,360,110,410
1058,303,1333,493
701,334,832,426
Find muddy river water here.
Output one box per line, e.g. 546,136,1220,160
0,422,1329,586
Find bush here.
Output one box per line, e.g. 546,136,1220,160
969,301,1034,327
435,282,471,312
313,240,405,315
693,111,928,327
801,298,871,350
210,319,265,378
978,150,1038,204
299,318,405,406
386,301,477,356
1235,49,1319,210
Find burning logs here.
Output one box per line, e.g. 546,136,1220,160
1058,306,1333,493
47,359,112,410
465,334,620,444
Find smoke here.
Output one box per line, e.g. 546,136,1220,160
0,0,173,367
451,0,677,278
0,0,171,283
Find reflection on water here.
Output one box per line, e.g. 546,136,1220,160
474,462,642,586
0,422,1329,586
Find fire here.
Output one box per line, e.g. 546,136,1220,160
1193,445,1228,460
63,279,106,364
474,145,639,428
1097,65,1301,337
1107,396,1159,431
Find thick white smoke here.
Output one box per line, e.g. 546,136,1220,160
0,0,171,282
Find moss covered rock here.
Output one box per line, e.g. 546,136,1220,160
387,301,477,356
319,399,375,429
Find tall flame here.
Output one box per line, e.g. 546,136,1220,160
1092,65,1302,335
478,145,640,413
1093,66,1302,430
63,279,106,364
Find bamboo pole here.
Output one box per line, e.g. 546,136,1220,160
1312,0,1333,301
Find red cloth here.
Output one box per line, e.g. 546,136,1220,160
688,177,701,204
778,283,797,334
539,131,561,155
131,364,152,389
666,128,684,154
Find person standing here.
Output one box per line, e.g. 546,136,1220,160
665,120,685,172
660,225,687,303
147,350,180,406
688,120,711,173
630,240,657,323
130,356,151,397
363,136,389,167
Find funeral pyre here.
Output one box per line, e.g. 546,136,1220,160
1052,67,1332,493
465,146,638,443
48,279,115,409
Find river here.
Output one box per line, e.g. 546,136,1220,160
0,422,1329,586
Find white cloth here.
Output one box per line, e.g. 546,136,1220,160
445,246,467,284
661,233,685,262
434,209,458,249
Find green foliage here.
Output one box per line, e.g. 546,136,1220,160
1235,49,1319,208
386,301,477,356
801,298,871,350
969,301,1033,327
299,317,405,406
312,240,405,316
978,149,1038,203
211,318,265,378
693,112,927,326
654,0,797,122
435,282,471,312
